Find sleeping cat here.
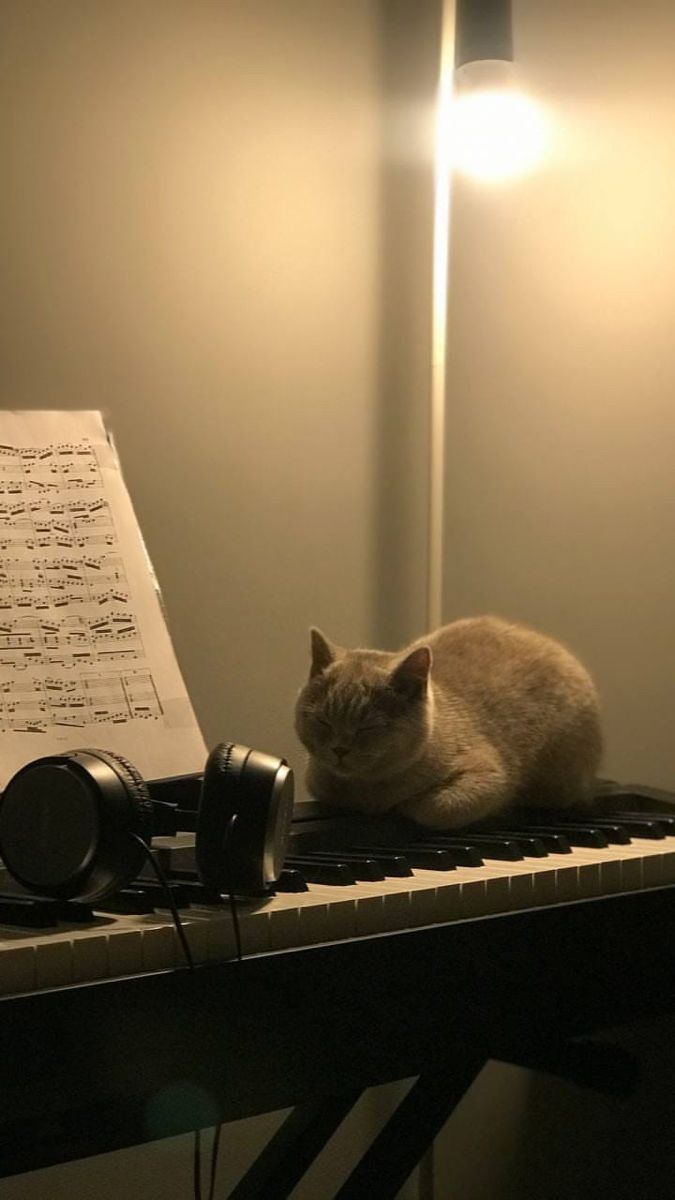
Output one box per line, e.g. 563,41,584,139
294,616,602,828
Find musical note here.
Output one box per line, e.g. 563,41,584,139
0,413,205,784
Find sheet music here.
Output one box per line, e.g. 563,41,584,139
0,411,207,785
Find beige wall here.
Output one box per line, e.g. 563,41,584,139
2,0,675,1197
445,0,675,791
0,0,395,774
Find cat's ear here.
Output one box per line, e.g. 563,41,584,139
390,645,431,698
309,627,338,677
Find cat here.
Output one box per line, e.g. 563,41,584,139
294,615,602,829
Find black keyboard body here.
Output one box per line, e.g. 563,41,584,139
1,778,674,1186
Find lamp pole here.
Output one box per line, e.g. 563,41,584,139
427,0,456,634
427,0,516,635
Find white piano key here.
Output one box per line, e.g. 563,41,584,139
368,867,458,928
35,935,74,990
177,914,209,966
367,871,442,928
264,895,302,950
72,928,109,983
365,882,413,933
238,890,308,953
105,926,143,979
138,920,177,973
406,878,449,927
565,845,632,893
237,904,275,955
186,903,239,962
658,844,675,884
409,865,506,920
293,884,359,943
283,891,334,947
0,942,36,996
618,837,675,887
571,840,652,893
338,876,415,936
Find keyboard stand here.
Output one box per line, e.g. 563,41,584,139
335,1056,487,1200
229,1035,637,1200
0,886,673,1192
228,1091,364,1200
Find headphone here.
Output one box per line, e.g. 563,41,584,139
0,744,294,905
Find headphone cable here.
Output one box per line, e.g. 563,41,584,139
130,818,244,1198
129,833,194,971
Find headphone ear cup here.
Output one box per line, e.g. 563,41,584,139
195,743,244,893
75,748,154,839
73,747,155,886
195,743,294,896
55,748,154,901
0,748,153,904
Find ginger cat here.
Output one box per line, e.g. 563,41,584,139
294,616,602,829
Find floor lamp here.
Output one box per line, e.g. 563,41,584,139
427,0,546,633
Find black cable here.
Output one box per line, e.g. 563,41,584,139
224,814,243,963
128,834,205,1199
194,1129,203,1200
208,1125,222,1200
199,813,243,1197
131,816,245,1197
128,833,194,971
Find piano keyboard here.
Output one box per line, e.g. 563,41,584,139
2,793,675,999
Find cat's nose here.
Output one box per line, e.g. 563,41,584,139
333,745,350,762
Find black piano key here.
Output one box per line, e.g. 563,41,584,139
578,821,632,845
293,852,385,882
424,843,484,868
0,894,59,929
541,818,630,845
48,900,96,924
601,813,674,838
603,818,664,841
352,845,458,871
164,871,261,904
541,814,656,844
95,888,157,915
160,869,223,902
519,824,609,848
504,828,572,854
274,869,309,893
357,842,482,868
361,853,412,878
417,835,524,862
285,857,357,886
318,851,413,879
176,881,224,904
487,832,550,857
0,888,95,924
130,881,193,909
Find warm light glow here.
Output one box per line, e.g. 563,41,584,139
451,87,547,181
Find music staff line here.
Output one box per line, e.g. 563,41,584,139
0,613,144,669
0,441,102,493
0,554,130,610
0,669,163,732
0,497,116,548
